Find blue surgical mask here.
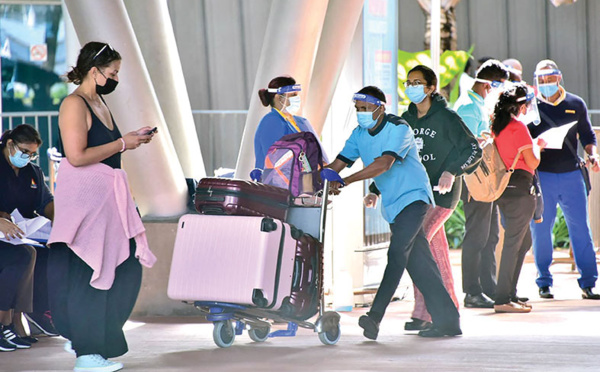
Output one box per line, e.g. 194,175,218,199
286,96,301,115
405,85,427,104
538,83,559,98
9,148,31,168
357,108,381,130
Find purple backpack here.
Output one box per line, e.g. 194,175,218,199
262,132,324,197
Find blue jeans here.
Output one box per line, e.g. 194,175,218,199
531,170,598,289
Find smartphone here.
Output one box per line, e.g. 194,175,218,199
145,127,158,135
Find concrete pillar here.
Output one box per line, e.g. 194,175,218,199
234,0,329,179
64,0,187,217
123,0,206,179
303,0,364,136
61,1,79,94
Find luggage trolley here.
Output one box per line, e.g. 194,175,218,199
168,169,344,348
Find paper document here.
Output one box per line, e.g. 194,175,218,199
535,121,577,150
0,209,51,246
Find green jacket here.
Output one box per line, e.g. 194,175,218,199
401,94,481,209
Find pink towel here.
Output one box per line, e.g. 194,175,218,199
49,159,157,290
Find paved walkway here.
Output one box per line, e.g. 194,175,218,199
4,250,600,372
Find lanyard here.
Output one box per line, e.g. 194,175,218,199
274,108,301,133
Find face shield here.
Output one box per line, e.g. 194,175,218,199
476,78,506,114
352,93,384,130
534,68,562,99
516,87,540,125
268,84,302,114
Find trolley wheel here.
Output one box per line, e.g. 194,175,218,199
318,322,341,345
213,320,235,348
248,326,271,342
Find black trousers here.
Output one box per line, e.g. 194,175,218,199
461,183,499,298
369,201,460,328
0,241,33,311
32,246,50,314
495,170,536,305
48,240,142,358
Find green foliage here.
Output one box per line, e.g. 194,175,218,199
552,206,570,248
445,203,570,250
445,201,465,249
397,46,474,110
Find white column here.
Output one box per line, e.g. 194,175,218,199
303,0,364,136
430,0,441,89
61,1,79,94
123,0,206,179
234,0,329,179
64,0,187,217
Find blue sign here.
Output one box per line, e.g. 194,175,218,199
363,0,398,114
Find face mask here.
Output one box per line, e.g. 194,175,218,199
9,146,31,168
357,108,382,130
405,85,427,104
285,96,301,115
538,83,559,98
95,70,118,95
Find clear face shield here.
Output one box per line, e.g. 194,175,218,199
475,78,506,114
351,93,384,130
267,84,302,114
534,68,562,99
516,87,540,125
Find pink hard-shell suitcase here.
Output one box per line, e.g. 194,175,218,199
167,214,297,310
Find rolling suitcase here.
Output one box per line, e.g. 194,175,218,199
284,233,323,320
194,178,290,220
167,214,297,310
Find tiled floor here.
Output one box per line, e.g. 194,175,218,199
4,250,600,372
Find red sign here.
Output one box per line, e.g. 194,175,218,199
30,44,47,62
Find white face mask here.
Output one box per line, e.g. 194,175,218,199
285,95,301,115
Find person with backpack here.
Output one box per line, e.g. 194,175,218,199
328,86,461,340
399,65,481,331
253,75,320,171
454,60,509,309
528,60,600,300
492,83,546,313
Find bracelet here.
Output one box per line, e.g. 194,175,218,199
119,138,126,153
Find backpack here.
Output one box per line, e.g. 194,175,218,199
262,131,324,197
463,136,522,202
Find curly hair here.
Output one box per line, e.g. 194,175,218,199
491,83,529,136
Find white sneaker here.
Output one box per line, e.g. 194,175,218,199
74,354,123,372
64,340,76,355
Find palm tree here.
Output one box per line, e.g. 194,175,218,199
418,0,462,52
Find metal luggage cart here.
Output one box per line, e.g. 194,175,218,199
192,169,343,348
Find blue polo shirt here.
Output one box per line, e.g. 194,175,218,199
0,144,53,219
336,114,433,223
454,90,488,137
254,108,318,169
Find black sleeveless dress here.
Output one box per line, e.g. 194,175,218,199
77,95,123,169
49,94,142,359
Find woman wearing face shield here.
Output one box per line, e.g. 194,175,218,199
254,76,320,171
47,42,157,372
399,65,482,331
491,83,546,313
